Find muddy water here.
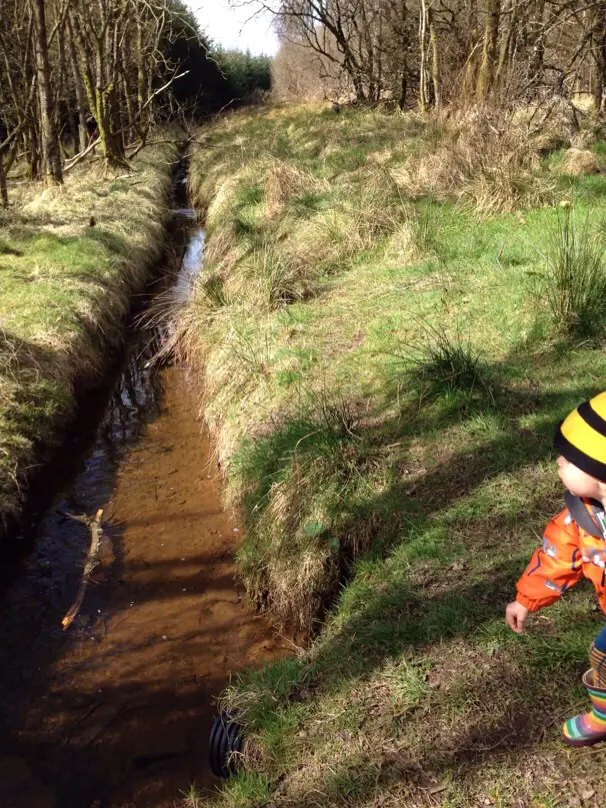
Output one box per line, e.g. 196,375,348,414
0,209,285,807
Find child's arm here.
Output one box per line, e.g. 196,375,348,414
506,507,583,633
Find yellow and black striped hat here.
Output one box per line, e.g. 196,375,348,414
555,392,606,482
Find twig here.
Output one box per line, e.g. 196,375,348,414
63,701,101,744
82,703,126,749
63,138,100,172
61,508,104,630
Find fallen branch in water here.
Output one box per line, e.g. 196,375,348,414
61,508,104,630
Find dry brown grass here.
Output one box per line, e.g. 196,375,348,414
264,158,323,219
559,147,603,176
405,107,557,214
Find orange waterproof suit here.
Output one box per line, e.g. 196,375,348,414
517,492,606,613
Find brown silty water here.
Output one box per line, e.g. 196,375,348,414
0,204,286,807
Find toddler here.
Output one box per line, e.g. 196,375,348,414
506,391,606,746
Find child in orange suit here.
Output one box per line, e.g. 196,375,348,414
506,391,606,746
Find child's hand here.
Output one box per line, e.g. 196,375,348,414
505,600,529,634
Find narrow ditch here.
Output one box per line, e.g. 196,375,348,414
0,171,285,808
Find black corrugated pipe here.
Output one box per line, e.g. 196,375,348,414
209,712,244,778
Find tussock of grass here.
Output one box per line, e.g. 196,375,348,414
0,143,176,532
539,207,606,336
236,243,320,309
559,148,602,176
180,104,606,807
233,389,386,631
392,321,494,402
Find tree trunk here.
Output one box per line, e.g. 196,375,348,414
419,0,430,111
71,8,127,169
31,0,62,184
429,7,442,108
593,2,606,113
0,154,8,208
476,0,501,102
344,54,366,102
121,27,136,142
25,119,41,179
495,0,519,95
109,16,125,157
137,16,146,124
398,70,408,109
58,24,81,155
67,16,89,152
527,0,546,92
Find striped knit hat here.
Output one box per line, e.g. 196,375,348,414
555,392,606,482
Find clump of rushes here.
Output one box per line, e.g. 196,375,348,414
410,199,444,258
201,273,228,309
391,320,493,402
541,206,606,336
234,243,320,309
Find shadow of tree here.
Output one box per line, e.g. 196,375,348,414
226,346,606,804
279,639,598,807
85,227,129,257
0,328,58,372
237,348,601,628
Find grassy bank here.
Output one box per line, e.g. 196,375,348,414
0,143,177,535
183,104,606,805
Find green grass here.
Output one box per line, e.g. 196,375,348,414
0,143,176,532
181,104,606,806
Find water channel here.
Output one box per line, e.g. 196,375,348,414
0,191,285,807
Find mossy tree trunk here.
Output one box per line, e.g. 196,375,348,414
66,16,90,154
70,3,128,169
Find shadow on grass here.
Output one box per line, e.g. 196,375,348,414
296,662,553,806
0,329,59,373
1,223,129,260
231,345,603,705
271,596,605,808
229,413,603,803
86,227,129,256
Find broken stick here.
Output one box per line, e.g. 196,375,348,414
61,508,104,630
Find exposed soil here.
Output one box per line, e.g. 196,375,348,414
0,208,286,807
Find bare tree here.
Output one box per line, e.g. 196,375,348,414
262,0,606,114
